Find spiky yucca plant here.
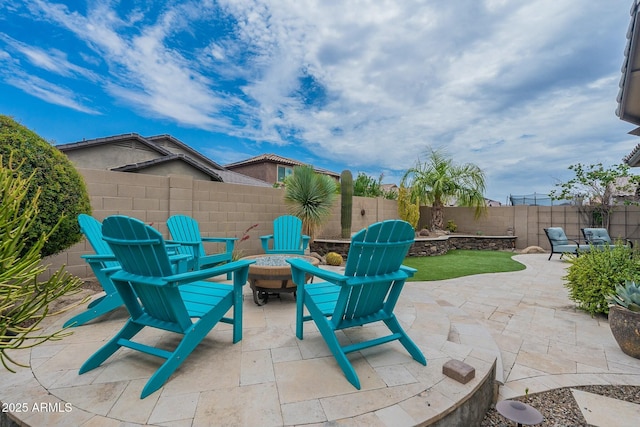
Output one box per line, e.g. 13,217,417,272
284,165,337,240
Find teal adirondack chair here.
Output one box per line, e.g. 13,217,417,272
287,220,426,389
63,214,122,328
261,215,310,254
64,215,190,327
167,215,236,277
79,215,253,399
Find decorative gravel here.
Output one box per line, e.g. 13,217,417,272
481,385,640,426
253,255,304,266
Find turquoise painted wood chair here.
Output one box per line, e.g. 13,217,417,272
167,215,236,277
260,215,310,254
287,220,426,389
79,215,253,399
63,214,122,328
64,215,190,327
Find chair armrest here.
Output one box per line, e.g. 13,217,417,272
287,258,349,285
400,265,417,278
165,259,256,285
169,254,192,264
587,238,606,245
201,237,238,243
343,269,416,287
201,237,236,253
301,235,310,250
260,235,273,252
166,239,200,247
82,253,117,262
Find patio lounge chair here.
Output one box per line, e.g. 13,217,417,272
63,214,123,328
287,219,426,389
544,227,589,260
64,215,190,328
261,215,310,254
79,215,253,398
581,227,633,249
167,214,237,277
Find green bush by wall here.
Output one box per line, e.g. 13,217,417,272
0,115,91,256
564,244,640,316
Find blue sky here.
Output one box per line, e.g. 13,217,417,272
0,0,638,203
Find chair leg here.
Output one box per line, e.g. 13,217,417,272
296,289,306,339
384,316,427,366
141,302,233,398
79,320,144,374
315,319,361,389
304,301,361,389
63,293,123,328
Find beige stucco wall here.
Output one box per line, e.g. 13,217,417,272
42,168,400,280
425,204,640,250
42,166,640,281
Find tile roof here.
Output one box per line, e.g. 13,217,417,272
225,153,340,177
618,1,640,166
618,1,640,128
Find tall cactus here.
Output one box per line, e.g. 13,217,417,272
340,170,353,238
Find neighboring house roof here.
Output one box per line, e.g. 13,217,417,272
225,153,340,178
57,133,273,187
146,134,227,170
58,133,173,156
619,1,640,166
624,142,640,167
111,154,223,182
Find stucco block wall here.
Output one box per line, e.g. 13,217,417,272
437,204,640,250
41,167,640,280
42,169,401,279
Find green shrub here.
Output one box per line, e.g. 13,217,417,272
564,244,640,316
446,220,457,233
0,116,91,256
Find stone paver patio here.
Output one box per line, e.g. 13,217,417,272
1,253,640,426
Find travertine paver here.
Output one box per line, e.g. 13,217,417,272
2,254,640,426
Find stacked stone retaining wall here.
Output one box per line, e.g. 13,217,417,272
311,235,517,258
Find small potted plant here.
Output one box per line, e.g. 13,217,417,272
606,281,640,359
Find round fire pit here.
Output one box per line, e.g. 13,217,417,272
242,254,319,305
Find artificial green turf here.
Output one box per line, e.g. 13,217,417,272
402,249,526,281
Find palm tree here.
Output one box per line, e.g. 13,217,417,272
284,165,337,240
402,148,487,230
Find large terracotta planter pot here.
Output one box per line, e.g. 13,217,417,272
609,305,640,359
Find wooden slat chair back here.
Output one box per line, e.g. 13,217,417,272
79,215,253,398
261,215,310,254
167,215,236,276
287,220,426,389
63,214,123,327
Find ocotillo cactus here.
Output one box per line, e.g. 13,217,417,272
340,170,353,238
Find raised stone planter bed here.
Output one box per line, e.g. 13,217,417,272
311,234,517,258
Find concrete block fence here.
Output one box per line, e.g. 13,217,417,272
41,168,640,280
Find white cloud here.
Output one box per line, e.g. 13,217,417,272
3,0,636,200
6,72,100,114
